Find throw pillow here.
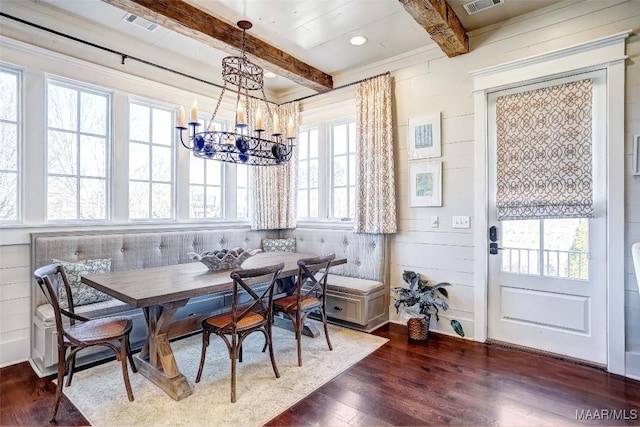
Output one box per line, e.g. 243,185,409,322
52,258,112,308
262,237,296,252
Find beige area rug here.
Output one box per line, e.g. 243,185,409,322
62,321,388,426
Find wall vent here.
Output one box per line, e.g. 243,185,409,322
123,13,158,32
463,0,504,15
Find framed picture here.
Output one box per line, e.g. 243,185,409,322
408,112,441,159
409,161,442,207
634,134,640,176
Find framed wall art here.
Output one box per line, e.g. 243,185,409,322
408,112,441,159
409,161,442,207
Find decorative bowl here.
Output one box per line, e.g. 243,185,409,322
187,248,259,271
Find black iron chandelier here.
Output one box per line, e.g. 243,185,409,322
176,20,295,166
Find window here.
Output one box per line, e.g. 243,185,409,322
0,66,21,222
188,118,224,219
331,121,356,219
236,164,249,219
46,79,110,220
128,100,174,220
297,127,319,218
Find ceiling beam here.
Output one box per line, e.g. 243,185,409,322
101,0,333,92
399,0,468,58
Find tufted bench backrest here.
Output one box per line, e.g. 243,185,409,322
32,228,275,308
280,228,385,282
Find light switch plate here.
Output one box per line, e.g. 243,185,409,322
452,215,471,229
430,216,439,228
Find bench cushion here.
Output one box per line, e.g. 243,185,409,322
326,274,384,296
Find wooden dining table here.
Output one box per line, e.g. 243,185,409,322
81,251,345,401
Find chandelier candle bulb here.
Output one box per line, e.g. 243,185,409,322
208,121,216,131
178,105,186,127
236,102,246,126
255,108,264,131
190,99,198,123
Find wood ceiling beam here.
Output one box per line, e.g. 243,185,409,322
101,0,333,92
399,0,469,58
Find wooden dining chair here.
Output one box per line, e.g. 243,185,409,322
33,263,136,422
272,253,336,367
195,262,284,403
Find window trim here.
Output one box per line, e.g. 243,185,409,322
0,64,23,224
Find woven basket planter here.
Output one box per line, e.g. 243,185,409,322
407,316,430,341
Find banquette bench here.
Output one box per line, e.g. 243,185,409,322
30,227,389,377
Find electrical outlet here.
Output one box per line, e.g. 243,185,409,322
452,216,471,229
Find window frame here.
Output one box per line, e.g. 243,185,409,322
0,64,23,224
45,76,112,223
329,118,357,221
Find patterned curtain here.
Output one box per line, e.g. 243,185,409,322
496,79,594,221
250,99,299,230
354,74,397,233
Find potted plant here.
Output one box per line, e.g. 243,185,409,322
393,270,465,341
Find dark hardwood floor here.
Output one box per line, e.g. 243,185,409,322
2,323,639,426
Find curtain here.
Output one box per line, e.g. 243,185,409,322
354,74,397,233
250,99,299,230
495,79,594,221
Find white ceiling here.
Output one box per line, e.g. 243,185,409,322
2,0,569,97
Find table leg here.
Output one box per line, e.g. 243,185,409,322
135,300,192,401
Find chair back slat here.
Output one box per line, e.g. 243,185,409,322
296,253,335,302
227,263,285,332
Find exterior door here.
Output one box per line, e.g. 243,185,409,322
487,71,607,365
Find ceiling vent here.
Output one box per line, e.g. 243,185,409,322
123,13,158,32
463,0,504,15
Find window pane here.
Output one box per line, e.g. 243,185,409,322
190,156,205,185
298,190,308,218
190,185,204,218
309,129,318,158
349,187,355,218
0,123,17,170
48,176,77,219
129,181,149,219
79,178,106,219
543,218,589,280
206,186,221,218
349,155,356,184
309,159,318,188
349,122,356,153
80,92,107,135
80,136,106,177
129,103,149,142
48,85,77,131
129,143,149,180
309,189,318,218
298,162,308,188
298,132,308,160
151,183,171,218
237,164,248,188
152,109,172,146
237,188,248,218
334,156,347,186
333,124,347,155
0,172,17,220
0,72,17,121
48,130,77,175
333,188,348,218
205,161,222,186
152,146,172,182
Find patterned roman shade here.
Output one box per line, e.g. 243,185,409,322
495,79,594,220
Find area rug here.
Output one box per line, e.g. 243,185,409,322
61,321,388,426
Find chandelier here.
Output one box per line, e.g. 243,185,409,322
176,20,295,166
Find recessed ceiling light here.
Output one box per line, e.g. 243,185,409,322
264,71,277,79
349,36,367,46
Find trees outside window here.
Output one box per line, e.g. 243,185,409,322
0,66,21,222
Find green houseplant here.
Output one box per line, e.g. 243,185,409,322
393,270,465,341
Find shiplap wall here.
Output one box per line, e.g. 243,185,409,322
0,0,639,374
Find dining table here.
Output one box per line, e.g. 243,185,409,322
80,251,346,401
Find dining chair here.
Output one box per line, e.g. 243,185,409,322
195,262,284,403
272,253,336,367
33,263,136,422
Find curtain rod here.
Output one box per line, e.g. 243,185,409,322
0,12,275,104
290,71,391,103
2,12,390,106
